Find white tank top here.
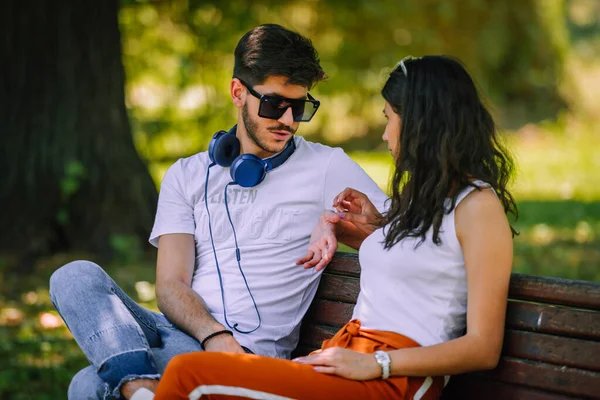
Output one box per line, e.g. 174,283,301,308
352,181,492,347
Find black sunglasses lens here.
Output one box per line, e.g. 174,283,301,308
292,101,319,122
291,102,305,122
258,96,319,122
259,97,286,120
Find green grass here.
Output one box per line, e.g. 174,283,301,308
513,200,599,281
0,254,160,399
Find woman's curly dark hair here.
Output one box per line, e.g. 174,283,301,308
381,56,518,249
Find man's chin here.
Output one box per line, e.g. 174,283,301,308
265,144,287,156
264,134,293,150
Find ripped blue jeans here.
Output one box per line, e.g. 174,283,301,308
50,260,202,399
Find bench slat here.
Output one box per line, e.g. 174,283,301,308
503,329,600,371
481,357,600,398
509,274,600,311
297,323,337,349
316,274,359,303
326,253,360,277
305,299,354,327
442,377,579,400
507,301,600,340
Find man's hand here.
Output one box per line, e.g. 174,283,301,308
296,210,340,271
333,187,385,236
203,333,246,354
293,347,382,380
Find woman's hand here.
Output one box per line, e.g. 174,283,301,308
296,210,340,271
333,188,386,236
293,347,381,380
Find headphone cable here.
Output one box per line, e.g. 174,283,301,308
204,164,261,334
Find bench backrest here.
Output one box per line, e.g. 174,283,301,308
295,252,600,399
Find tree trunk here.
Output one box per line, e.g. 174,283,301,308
0,0,158,267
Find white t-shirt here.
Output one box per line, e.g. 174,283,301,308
150,136,388,358
352,181,492,347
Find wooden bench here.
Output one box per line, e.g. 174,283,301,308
294,252,600,399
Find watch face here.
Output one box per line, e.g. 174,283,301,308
374,351,391,379
375,351,389,362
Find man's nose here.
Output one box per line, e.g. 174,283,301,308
277,107,294,126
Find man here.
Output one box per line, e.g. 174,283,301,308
50,24,387,400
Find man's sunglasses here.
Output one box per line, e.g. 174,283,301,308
237,78,320,122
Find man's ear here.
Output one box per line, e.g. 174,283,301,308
231,78,244,109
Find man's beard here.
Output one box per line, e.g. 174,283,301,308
242,102,295,156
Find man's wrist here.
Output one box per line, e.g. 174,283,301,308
200,329,234,350
194,321,225,342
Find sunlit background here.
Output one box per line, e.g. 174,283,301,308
1,0,599,398
120,0,599,278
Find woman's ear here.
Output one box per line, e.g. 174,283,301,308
231,78,245,109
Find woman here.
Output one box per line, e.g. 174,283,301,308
152,55,518,400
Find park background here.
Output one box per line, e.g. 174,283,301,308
0,0,598,398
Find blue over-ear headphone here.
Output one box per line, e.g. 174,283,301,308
208,125,296,188
204,125,296,335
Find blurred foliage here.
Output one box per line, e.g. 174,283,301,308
119,0,574,165
56,161,87,226
110,234,144,265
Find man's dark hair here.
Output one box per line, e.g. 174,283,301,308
381,56,518,249
233,24,326,88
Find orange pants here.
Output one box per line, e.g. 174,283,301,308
154,320,444,400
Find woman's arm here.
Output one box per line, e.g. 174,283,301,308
387,188,513,376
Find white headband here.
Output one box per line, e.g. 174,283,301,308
395,56,421,77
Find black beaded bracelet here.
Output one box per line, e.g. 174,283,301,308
200,329,233,350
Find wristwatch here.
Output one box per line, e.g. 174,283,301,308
373,350,391,379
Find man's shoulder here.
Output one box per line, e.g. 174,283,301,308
294,136,343,157
170,151,210,176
